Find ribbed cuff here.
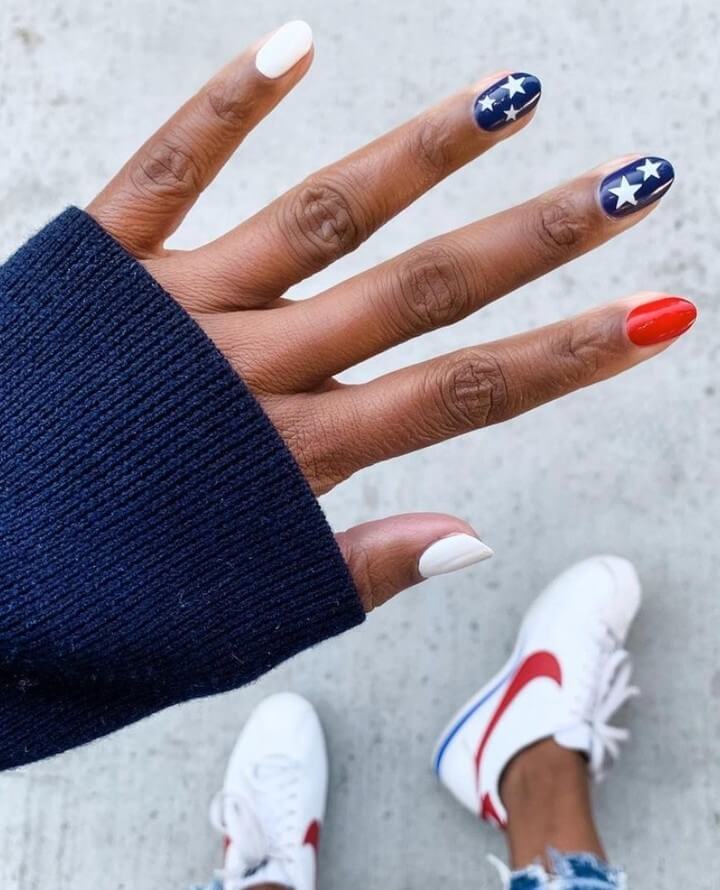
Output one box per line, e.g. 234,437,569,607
0,208,364,768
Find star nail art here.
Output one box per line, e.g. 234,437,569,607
473,73,542,132
599,157,675,217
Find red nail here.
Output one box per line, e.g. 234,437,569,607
626,296,697,347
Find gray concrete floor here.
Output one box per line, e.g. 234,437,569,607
1,0,719,887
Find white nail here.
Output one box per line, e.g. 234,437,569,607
418,534,494,578
256,21,313,79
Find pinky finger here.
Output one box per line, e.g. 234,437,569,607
336,513,494,612
325,291,698,471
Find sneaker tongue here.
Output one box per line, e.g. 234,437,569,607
222,802,269,869
223,839,251,878
232,856,293,890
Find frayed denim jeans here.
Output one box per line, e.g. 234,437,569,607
187,850,625,890
496,849,626,889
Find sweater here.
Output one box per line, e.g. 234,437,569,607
0,208,365,770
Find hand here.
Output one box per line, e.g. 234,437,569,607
88,22,695,611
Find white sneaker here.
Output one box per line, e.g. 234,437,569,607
209,693,328,890
432,556,642,829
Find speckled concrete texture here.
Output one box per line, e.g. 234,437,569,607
1,1,718,887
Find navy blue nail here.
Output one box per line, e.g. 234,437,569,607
599,157,675,217
473,73,541,131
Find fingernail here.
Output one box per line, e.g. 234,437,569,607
256,21,313,79
599,157,674,217
473,72,542,131
418,533,494,578
626,296,697,347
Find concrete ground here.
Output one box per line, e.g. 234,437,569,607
1,0,719,887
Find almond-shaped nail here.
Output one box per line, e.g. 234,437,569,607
473,72,541,131
256,21,313,79
599,157,674,217
418,533,494,578
626,296,697,346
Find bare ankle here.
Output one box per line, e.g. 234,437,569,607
500,738,588,807
500,739,605,871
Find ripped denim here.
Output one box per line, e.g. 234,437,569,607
495,848,626,889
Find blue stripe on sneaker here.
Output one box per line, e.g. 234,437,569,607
433,662,517,775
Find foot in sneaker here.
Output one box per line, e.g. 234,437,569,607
432,555,641,828
208,692,327,890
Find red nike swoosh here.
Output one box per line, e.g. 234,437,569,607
480,791,504,827
474,651,562,821
303,820,322,890
303,818,321,853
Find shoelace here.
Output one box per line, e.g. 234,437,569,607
564,625,639,781
587,646,639,779
208,755,301,885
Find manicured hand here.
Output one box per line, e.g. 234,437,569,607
88,22,696,611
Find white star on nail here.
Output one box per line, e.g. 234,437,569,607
502,74,526,98
478,95,495,112
636,158,662,181
504,104,519,121
608,175,643,209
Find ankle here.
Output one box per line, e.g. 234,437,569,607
500,738,588,809
500,739,605,870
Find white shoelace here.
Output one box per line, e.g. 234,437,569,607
209,754,301,885
588,647,639,778
567,628,639,780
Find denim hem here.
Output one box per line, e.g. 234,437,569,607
506,848,627,889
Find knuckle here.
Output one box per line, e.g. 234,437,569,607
435,349,510,431
131,138,203,200
278,408,353,494
411,113,455,182
283,174,367,268
552,319,607,386
534,193,589,257
203,80,250,128
301,451,349,495
393,244,471,334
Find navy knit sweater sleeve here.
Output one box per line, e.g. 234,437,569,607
0,208,365,769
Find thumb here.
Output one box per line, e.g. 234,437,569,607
335,513,493,612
